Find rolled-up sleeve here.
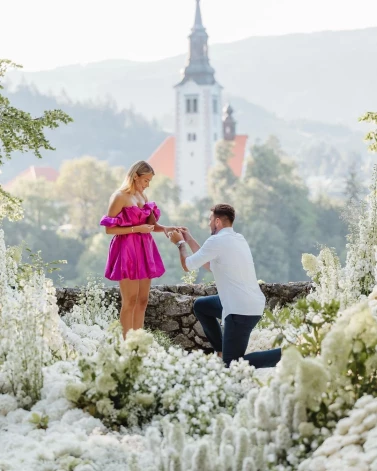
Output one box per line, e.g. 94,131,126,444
186,237,218,271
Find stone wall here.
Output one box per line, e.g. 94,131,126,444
56,282,312,351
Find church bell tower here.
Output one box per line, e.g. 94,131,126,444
175,0,223,201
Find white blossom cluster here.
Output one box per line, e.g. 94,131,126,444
66,328,257,437
127,302,377,470
0,361,149,471
125,346,330,471
0,229,66,407
302,248,342,306
299,395,377,471
133,343,255,436
59,277,120,357
246,327,280,354
302,177,377,311
63,276,119,330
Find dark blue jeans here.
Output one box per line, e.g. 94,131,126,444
193,295,281,368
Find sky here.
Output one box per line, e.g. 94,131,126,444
1,0,377,71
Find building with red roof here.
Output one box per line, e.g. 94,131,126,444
2,166,59,192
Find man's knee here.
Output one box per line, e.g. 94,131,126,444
193,297,206,318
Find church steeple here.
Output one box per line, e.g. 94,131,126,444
194,0,204,28
177,0,216,86
223,104,236,140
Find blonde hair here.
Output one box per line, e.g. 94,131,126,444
119,160,155,196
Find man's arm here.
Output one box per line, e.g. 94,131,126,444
170,230,217,272
177,242,190,272
181,229,210,271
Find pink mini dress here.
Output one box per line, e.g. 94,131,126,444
100,202,165,281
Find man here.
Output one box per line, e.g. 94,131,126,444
169,203,281,368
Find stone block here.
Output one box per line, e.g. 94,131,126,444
174,334,195,349
193,321,205,338
160,320,180,332
182,314,196,327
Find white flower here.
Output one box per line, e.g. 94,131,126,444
65,383,87,403
96,398,115,417
95,374,117,395
302,253,319,277
134,393,155,407
0,394,18,416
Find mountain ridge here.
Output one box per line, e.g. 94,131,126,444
7,27,377,129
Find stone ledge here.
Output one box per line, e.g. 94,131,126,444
56,281,312,351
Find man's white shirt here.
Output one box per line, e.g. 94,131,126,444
185,228,266,322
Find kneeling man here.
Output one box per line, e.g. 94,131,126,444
169,204,281,368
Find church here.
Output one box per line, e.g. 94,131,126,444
148,0,248,202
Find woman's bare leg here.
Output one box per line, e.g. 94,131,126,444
133,278,151,330
119,279,139,338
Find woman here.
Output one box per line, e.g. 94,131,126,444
100,160,180,337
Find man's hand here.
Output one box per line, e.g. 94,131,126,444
180,228,194,243
164,225,187,238
169,230,184,245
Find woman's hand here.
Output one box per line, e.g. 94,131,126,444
137,224,155,233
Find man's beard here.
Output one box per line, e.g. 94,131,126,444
211,228,217,235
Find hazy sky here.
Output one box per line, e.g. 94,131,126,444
2,0,377,71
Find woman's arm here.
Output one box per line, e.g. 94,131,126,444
105,225,154,235
147,211,164,232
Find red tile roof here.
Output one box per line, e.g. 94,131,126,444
148,136,176,180
229,135,248,177
2,166,59,191
148,135,248,180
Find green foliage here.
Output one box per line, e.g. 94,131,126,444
3,219,84,285
18,247,67,280
145,328,175,351
56,156,125,239
261,298,340,357
0,185,23,222
181,270,198,285
1,82,167,184
233,138,347,282
66,330,154,428
10,177,61,228
3,139,348,286
0,60,72,164
29,412,49,430
208,140,237,202
359,111,377,152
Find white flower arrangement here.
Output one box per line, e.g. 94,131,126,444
66,328,256,437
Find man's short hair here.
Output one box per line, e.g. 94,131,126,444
211,204,236,224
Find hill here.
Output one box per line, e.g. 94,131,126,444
7,28,377,129
0,85,167,183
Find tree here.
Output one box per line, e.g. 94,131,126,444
360,112,377,152
208,140,237,203
56,156,125,239
10,177,61,228
344,161,364,203
146,174,180,214
75,233,110,284
234,138,346,282
2,218,85,284
0,60,72,165
0,59,72,222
